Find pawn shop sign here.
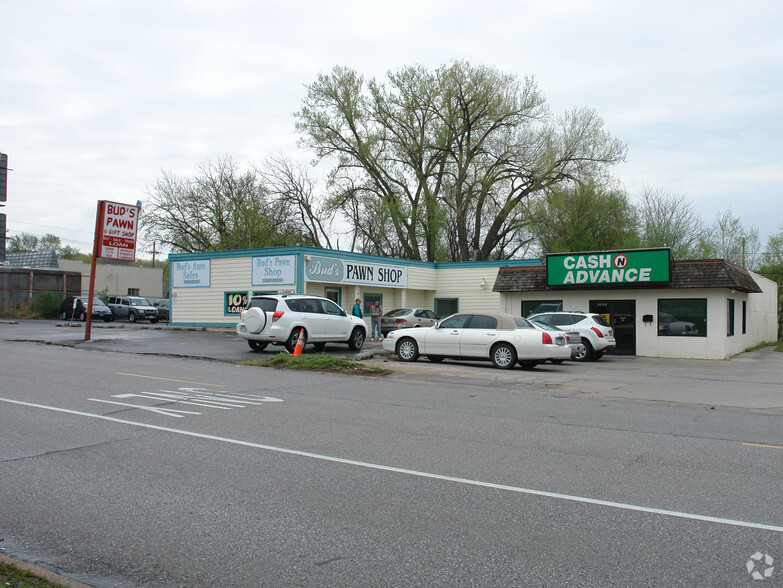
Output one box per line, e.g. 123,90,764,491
96,200,139,261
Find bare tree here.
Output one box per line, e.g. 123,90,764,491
296,61,627,262
636,185,707,258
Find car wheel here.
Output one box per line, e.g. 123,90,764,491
491,343,517,369
313,342,327,352
574,339,593,362
78,311,86,321
519,360,538,369
103,316,111,323
589,351,604,362
550,359,565,365
347,327,365,350
149,318,159,324
128,312,137,323
428,355,444,363
62,311,68,320
248,340,268,351
396,338,419,362
285,328,306,354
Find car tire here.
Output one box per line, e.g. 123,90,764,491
62,311,68,320
128,312,137,323
575,339,593,362
78,311,86,321
103,316,111,323
589,351,604,362
550,359,565,365
347,327,365,351
427,355,444,363
285,328,306,354
149,318,159,324
491,343,517,369
396,338,419,362
248,340,268,351
313,342,327,352
519,360,538,369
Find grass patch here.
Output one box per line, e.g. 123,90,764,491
0,560,68,587
744,341,780,352
236,352,392,375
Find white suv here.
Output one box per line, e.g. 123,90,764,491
527,311,615,361
236,294,367,353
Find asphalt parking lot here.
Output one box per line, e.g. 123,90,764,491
1,318,782,414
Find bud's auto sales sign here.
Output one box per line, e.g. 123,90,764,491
99,201,139,261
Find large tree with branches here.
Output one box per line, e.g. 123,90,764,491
296,61,627,261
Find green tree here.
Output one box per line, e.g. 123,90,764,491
528,180,638,254
7,232,39,252
701,209,761,269
141,156,309,253
296,61,627,262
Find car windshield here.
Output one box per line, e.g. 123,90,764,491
248,298,278,312
531,320,561,331
129,297,152,306
384,309,411,317
591,315,611,327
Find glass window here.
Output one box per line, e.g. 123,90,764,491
742,301,747,334
549,314,575,327
321,299,344,316
658,299,707,337
435,298,459,317
522,300,563,317
467,315,498,329
249,298,278,312
590,314,611,328
514,317,535,329
727,299,735,336
439,314,470,329
363,293,382,315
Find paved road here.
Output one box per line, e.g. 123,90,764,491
1,320,782,586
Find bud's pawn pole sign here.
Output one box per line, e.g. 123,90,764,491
97,200,140,261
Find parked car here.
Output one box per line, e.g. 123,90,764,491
380,308,439,334
528,311,615,361
658,312,698,336
236,293,367,353
106,295,159,323
530,320,585,362
153,298,170,322
382,313,571,369
60,296,113,322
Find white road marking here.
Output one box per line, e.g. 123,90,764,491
87,399,202,417
2,396,782,534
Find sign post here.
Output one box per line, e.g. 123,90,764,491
85,200,140,340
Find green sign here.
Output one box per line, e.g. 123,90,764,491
225,291,249,315
547,249,671,287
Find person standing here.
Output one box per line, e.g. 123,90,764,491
370,300,383,341
352,298,363,319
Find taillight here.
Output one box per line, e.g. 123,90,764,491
272,311,284,322
591,326,604,338
684,324,692,332
542,332,552,345
395,318,407,324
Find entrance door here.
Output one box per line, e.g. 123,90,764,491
589,299,636,355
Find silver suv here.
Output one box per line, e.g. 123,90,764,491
236,294,367,353
527,311,615,361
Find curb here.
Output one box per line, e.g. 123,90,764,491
0,553,92,588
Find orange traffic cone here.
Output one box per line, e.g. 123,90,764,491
291,330,305,356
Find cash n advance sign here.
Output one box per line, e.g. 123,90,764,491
305,255,407,288
547,249,671,287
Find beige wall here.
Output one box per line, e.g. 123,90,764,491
59,260,163,301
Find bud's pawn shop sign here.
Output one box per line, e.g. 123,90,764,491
547,249,671,287
97,201,139,261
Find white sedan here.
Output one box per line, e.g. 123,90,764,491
382,313,571,369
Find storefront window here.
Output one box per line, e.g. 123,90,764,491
727,299,735,336
522,300,563,317
435,298,459,317
658,299,707,337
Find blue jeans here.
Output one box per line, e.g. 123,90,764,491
371,320,382,339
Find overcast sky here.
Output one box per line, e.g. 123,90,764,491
2,0,781,259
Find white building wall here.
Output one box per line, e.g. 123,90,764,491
59,259,163,300
435,266,501,313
